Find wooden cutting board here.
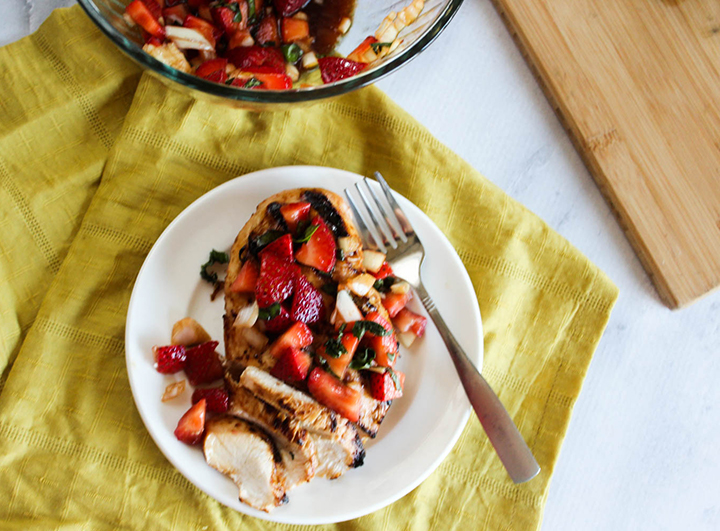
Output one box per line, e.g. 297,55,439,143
491,0,720,308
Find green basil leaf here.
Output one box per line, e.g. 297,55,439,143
349,347,376,370
249,229,284,255
247,0,256,21
373,276,396,293
324,337,347,358
370,41,393,53
258,302,282,320
244,77,263,89
387,366,402,391
243,77,264,89
294,223,318,244
281,43,304,64
352,320,391,339
200,249,230,283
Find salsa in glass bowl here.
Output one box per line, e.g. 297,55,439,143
78,0,463,109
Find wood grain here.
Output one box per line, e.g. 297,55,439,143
491,0,720,308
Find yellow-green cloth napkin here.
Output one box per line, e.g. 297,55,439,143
0,6,618,530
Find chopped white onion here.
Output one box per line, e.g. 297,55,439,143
165,26,214,52
336,290,364,322
233,300,259,328
171,317,211,346
347,274,377,297
362,250,386,273
302,51,318,69
338,17,352,34
286,63,300,82
338,237,353,254
397,331,416,348
161,380,186,402
390,280,411,294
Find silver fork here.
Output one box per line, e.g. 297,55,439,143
345,172,540,484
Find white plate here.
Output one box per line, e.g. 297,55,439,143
125,166,483,524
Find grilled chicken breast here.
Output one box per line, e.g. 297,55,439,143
241,366,365,479
203,416,287,511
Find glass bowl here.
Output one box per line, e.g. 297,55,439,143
78,0,463,110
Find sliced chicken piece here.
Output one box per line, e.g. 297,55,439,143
228,382,318,489
203,416,287,511
240,366,365,479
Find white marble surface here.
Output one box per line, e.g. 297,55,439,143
2,1,719,529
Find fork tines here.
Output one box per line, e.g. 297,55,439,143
344,173,414,255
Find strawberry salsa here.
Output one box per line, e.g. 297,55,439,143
223,192,427,423
123,0,425,88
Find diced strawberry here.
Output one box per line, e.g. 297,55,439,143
281,17,309,43
368,369,405,401
263,303,293,333
231,71,293,90
256,252,297,307
273,0,310,17
393,307,427,337
382,291,411,318
144,34,164,46
279,201,311,232
226,46,285,73
195,58,228,83
254,15,279,45
268,322,313,357
295,217,336,273
271,347,312,383
183,15,220,46
290,273,324,324
260,233,294,262
318,333,358,378
184,341,224,385
153,344,187,374
125,0,166,38
191,387,229,413
307,367,361,422
229,259,259,293
373,262,394,280
174,399,206,444
211,0,248,34
318,57,367,84
141,0,163,22
364,311,398,367
162,3,189,24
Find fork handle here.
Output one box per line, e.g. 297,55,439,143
413,282,541,484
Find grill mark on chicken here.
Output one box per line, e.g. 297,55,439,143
241,366,365,478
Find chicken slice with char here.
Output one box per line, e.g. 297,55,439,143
240,366,365,479
228,382,318,489
203,416,287,511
